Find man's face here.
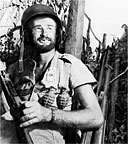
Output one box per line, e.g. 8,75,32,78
29,16,57,53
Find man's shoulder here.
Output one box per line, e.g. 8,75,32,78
57,52,79,64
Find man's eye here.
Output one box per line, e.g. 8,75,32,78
48,27,52,30
36,27,42,30
32,26,42,32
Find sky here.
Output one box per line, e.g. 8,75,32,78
84,0,128,50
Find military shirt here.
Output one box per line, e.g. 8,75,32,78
0,51,97,144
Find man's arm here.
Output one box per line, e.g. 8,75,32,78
20,84,104,131
52,84,104,130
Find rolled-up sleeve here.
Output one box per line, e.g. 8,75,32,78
70,57,97,89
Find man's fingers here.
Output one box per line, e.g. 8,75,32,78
22,107,34,115
20,112,37,122
24,101,34,107
20,118,38,127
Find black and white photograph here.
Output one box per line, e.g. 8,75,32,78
0,0,127,143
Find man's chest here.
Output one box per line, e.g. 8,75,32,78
33,66,72,110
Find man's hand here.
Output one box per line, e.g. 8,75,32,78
20,101,52,127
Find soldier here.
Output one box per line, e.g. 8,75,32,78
2,4,103,144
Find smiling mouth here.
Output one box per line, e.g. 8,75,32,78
38,37,51,43
37,38,51,45
39,39,45,43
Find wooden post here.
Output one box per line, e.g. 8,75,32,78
63,2,86,143
107,50,120,143
64,0,85,59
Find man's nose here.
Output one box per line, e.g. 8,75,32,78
40,27,44,35
40,28,47,37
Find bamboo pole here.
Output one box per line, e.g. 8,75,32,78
96,33,107,97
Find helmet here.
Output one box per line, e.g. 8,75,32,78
21,4,62,52
21,4,62,30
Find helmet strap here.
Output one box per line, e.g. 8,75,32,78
19,26,24,73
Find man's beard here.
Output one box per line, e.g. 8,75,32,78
33,37,56,53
